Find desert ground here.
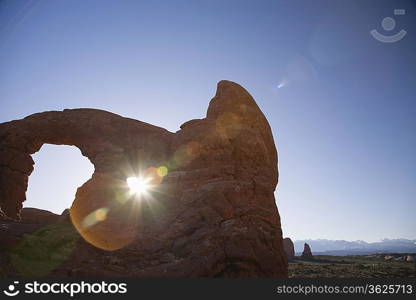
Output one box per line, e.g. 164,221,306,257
1,219,415,278
289,255,416,278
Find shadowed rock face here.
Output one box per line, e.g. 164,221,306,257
0,80,287,277
19,207,60,224
283,238,295,260
302,243,313,258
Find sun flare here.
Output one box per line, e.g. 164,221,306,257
127,176,150,195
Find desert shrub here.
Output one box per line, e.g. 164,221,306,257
10,224,79,277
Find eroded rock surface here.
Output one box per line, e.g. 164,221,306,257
0,80,287,277
283,238,295,261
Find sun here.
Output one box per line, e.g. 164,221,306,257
127,176,150,195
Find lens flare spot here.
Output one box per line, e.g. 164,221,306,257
144,167,163,185
127,176,150,195
70,174,139,251
157,166,168,177
95,208,108,221
81,207,109,229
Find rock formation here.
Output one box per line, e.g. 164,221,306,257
19,207,60,224
58,209,71,223
0,80,287,277
283,238,295,261
301,243,313,258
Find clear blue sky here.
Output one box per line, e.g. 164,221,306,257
1,0,415,242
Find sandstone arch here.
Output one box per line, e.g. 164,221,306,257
0,107,172,217
0,81,287,277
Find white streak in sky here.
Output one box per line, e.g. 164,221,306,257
277,78,289,89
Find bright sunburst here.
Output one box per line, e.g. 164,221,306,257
126,176,150,195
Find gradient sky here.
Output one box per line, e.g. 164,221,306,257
1,0,415,242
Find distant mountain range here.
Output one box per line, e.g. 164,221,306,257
294,239,416,256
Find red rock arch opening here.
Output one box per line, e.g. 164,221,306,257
25,144,94,215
